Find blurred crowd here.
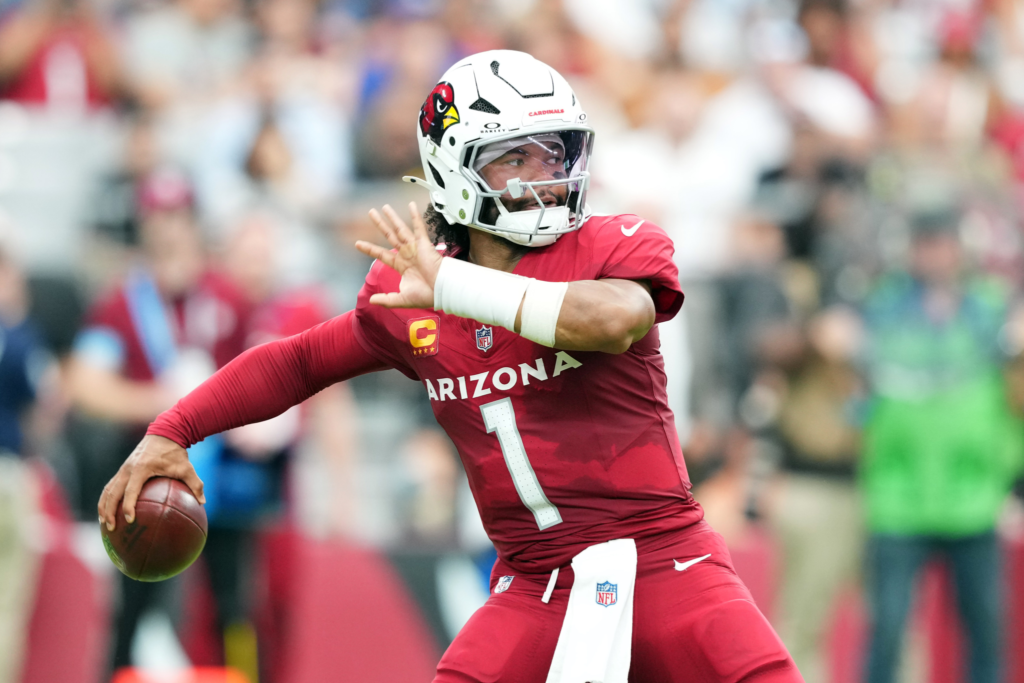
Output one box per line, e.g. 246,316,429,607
2,0,1024,681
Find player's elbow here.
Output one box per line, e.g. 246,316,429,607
600,334,635,355
595,301,655,354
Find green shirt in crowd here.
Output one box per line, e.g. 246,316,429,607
862,274,1023,536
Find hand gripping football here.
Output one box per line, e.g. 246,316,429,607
100,477,208,582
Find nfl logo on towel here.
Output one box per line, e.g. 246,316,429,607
476,325,493,352
596,581,617,607
494,575,514,594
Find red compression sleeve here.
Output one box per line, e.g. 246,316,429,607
147,310,388,448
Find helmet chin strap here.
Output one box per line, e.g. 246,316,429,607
492,197,570,248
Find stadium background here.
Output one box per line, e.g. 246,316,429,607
2,0,1024,681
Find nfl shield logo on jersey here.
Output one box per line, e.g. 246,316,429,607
476,325,493,352
596,581,617,607
494,575,514,594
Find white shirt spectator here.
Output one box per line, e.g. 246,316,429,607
123,0,252,106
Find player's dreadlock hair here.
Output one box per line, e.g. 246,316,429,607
425,204,470,255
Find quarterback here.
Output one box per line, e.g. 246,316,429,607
100,51,802,683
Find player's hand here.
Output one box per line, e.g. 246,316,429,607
355,202,442,309
98,434,205,531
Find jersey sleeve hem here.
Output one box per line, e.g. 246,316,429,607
146,421,192,450
649,283,684,324
590,215,685,324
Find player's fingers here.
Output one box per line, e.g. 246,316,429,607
355,241,397,269
368,292,406,308
98,480,109,526
409,202,430,242
382,204,415,245
121,467,153,525
99,469,130,531
178,464,206,505
368,209,402,249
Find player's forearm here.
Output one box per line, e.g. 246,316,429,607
148,310,386,448
512,279,655,354
434,256,656,353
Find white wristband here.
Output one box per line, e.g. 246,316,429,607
520,280,568,347
433,257,531,331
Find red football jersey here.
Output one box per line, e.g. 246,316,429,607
353,214,703,573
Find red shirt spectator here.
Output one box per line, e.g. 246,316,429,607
77,270,250,384
0,1,123,109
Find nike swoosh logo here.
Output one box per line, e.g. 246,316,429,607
621,220,644,237
673,553,711,572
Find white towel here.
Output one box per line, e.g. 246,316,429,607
546,538,638,683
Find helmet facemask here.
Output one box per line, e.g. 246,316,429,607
464,129,594,247
405,51,596,249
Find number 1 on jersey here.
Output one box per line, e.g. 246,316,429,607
480,398,563,530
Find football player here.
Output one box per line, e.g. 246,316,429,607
99,51,803,683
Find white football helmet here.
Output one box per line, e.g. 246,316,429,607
404,50,594,248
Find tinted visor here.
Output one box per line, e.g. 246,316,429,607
468,130,592,194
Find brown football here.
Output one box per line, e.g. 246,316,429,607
100,477,208,582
